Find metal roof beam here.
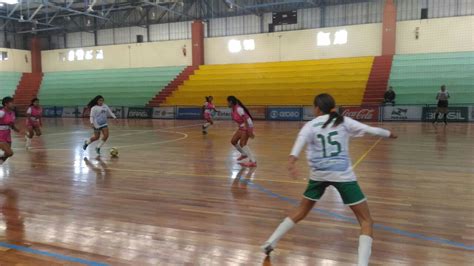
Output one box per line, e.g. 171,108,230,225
46,2,109,21
143,0,196,19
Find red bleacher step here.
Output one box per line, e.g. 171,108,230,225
13,72,43,115
362,55,393,105
147,66,198,107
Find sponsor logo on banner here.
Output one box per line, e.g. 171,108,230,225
267,107,302,121
177,107,202,119
214,107,232,120
127,107,152,119
383,106,422,121
42,107,57,117
110,106,126,118
340,107,379,121
303,106,314,121
152,107,175,119
422,107,468,122
470,106,474,122
247,106,266,120
62,107,79,118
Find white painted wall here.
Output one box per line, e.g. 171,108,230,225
396,16,474,54
40,15,474,70
41,39,191,72
0,48,31,73
205,23,382,64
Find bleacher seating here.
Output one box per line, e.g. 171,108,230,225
39,66,185,107
164,57,374,106
389,51,474,105
0,72,22,97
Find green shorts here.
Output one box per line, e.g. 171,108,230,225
303,180,366,206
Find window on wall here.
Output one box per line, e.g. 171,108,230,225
0,51,8,61
317,29,348,46
95,50,104,60
333,30,348,45
62,49,104,62
228,39,255,53
317,32,331,46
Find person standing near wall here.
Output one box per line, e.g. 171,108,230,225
383,86,396,106
433,85,450,125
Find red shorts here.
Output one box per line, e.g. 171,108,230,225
0,130,12,143
26,120,41,129
204,113,213,122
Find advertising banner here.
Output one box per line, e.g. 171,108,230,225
382,106,422,121
177,107,202,120
340,106,379,122
267,107,302,121
127,107,152,119
469,106,474,122
61,107,78,118
247,106,266,120
303,106,314,121
152,107,176,119
214,107,232,120
422,107,468,122
110,106,127,119
43,107,60,117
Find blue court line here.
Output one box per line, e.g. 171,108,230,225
0,242,109,266
244,180,474,251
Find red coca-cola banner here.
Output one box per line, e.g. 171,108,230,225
340,106,379,122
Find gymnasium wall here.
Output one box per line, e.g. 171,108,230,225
0,48,31,73
205,23,382,64
41,39,191,72
396,16,474,54
39,15,474,71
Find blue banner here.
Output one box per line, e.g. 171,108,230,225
42,107,63,117
177,107,202,120
267,107,302,121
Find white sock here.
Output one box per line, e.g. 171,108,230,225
86,139,91,145
97,140,105,148
358,235,373,266
233,144,245,155
264,217,295,248
242,146,255,162
203,122,211,128
26,137,32,146
0,150,4,157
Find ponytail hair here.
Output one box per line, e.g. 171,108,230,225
2,96,13,107
205,96,213,102
87,95,104,109
30,98,39,106
227,95,252,119
314,93,343,128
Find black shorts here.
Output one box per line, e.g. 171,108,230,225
94,125,108,132
437,100,448,108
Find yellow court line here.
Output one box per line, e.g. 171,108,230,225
352,138,382,169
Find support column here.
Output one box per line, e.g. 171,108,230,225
191,20,204,66
30,37,42,73
382,0,396,55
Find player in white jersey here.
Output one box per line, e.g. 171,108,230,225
261,94,397,266
83,95,116,155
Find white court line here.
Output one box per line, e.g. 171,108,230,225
12,123,203,152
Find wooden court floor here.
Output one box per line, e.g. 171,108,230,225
0,118,472,265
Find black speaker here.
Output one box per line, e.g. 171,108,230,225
136,35,144,43
421,8,428,19
268,24,275,33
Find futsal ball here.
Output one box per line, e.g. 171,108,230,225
110,147,119,158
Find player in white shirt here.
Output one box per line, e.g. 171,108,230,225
261,94,397,266
83,95,116,155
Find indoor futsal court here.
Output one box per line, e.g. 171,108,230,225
1,0,474,265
